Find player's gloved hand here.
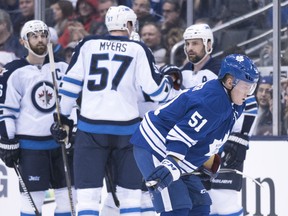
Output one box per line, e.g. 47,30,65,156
66,126,77,155
145,156,181,193
0,137,20,168
50,113,74,144
221,133,249,169
197,154,221,181
159,64,183,90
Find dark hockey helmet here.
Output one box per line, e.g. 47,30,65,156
218,54,259,94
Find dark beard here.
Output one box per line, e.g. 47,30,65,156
189,55,202,64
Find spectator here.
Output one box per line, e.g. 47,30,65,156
12,0,54,38
150,0,163,21
50,0,75,38
63,41,78,64
253,76,273,136
160,0,186,64
58,0,101,47
132,0,157,32
98,0,117,19
0,9,27,61
140,22,166,67
257,41,273,67
90,0,117,35
12,0,35,38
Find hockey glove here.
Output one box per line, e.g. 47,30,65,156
221,133,249,169
66,126,77,155
50,113,74,145
159,64,183,90
0,137,20,168
145,156,181,193
197,154,221,181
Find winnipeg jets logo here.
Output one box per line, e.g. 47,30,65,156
38,83,53,106
31,81,56,112
236,55,244,62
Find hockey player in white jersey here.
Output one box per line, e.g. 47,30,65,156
181,24,258,216
0,20,74,216
131,54,259,216
50,5,179,216
181,23,222,88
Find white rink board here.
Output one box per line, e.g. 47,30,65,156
0,140,287,215
242,140,288,215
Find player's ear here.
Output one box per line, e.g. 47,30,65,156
224,75,234,90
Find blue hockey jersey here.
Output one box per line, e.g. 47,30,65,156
130,79,245,174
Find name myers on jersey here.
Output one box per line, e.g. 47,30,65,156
100,41,127,52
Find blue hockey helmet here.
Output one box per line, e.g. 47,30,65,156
218,54,259,94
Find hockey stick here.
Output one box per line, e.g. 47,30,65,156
13,163,41,216
47,43,76,216
105,156,120,207
146,168,263,188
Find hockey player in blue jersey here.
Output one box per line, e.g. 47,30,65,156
50,5,180,216
0,20,74,215
181,24,259,216
130,54,259,216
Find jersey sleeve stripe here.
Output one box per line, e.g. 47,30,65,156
59,89,79,98
62,76,83,86
148,78,170,97
167,126,194,148
0,106,20,112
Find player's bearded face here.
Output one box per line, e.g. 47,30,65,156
28,32,48,55
29,41,47,55
186,43,206,64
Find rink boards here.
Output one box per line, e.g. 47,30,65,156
0,140,287,215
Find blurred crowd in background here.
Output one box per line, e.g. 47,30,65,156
0,0,287,136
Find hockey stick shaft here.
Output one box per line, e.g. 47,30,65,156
146,168,263,188
13,163,41,216
105,164,120,207
47,43,76,216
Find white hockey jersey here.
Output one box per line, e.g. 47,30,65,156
0,56,68,142
59,35,175,135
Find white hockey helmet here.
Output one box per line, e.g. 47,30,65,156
20,20,50,58
105,5,138,34
183,23,214,54
21,20,50,41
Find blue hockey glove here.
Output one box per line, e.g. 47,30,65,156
159,64,183,90
145,156,181,193
197,154,221,181
0,137,20,168
50,113,74,144
222,133,249,169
